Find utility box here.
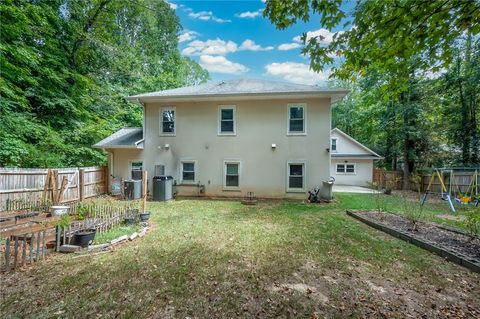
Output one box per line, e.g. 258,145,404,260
153,176,173,201
124,180,142,200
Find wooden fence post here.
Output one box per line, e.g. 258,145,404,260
141,170,147,213
79,168,85,202
104,166,109,194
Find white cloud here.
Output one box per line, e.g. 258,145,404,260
188,10,231,23
239,39,273,51
199,55,249,74
293,28,343,45
264,62,330,85
178,31,198,43
236,9,263,18
182,38,238,56
278,42,301,51
166,1,177,9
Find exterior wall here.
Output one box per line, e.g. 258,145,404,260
108,148,144,193
112,97,331,198
330,159,373,186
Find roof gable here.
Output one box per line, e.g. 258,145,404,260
331,128,382,158
93,128,143,149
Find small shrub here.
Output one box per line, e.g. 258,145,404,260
57,214,71,230
401,194,424,231
76,204,90,221
463,206,480,239
367,181,387,214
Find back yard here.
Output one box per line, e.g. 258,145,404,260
1,193,479,318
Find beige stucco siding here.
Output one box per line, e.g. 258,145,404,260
330,159,373,186
117,98,332,198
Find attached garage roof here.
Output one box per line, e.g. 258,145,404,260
126,78,349,103
93,128,143,149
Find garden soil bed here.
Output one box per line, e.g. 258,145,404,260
347,210,480,272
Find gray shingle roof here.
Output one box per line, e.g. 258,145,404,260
93,128,143,149
127,78,348,101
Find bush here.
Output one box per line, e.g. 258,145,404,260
463,206,480,239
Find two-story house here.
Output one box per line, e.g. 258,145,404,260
93,79,348,198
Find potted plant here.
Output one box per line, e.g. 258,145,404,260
74,228,97,248
139,211,150,222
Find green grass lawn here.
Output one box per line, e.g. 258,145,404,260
1,194,479,318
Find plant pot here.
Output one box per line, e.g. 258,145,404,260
139,212,150,222
124,217,136,225
74,229,96,248
51,206,70,216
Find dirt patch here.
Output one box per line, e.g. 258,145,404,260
437,214,465,222
270,283,329,304
358,211,480,261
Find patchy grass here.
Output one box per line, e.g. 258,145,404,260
93,224,142,244
1,195,479,318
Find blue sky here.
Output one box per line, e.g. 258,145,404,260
169,0,354,85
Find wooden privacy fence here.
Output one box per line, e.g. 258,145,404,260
0,166,107,212
373,168,480,193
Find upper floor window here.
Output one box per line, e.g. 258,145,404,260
288,104,306,134
331,138,337,151
160,107,175,135
218,105,236,135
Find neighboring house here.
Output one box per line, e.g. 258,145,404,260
94,79,348,198
330,128,382,186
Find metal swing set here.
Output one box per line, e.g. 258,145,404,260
420,168,479,213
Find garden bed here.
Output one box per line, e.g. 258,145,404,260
347,210,480,273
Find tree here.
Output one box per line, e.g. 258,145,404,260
265,0,480,89
0,0,209,167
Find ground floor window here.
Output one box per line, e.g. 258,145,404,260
131,161,143,180
288,162,305,191
224,161,240,188
181,161,196,183
336,163,355,174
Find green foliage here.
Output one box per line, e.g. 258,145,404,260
265,0,479,90
57,214,71,230
463,206,480,239
0,0,209,168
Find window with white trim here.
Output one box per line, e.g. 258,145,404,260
131,161,143,180
224,161,240,188
331,138,337,151
180,161,196,183
160,107,175,135
336,163,355,174
288,104,306,134
218,105,236,135
288,162,305,190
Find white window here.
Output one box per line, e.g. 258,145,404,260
218,105,236,135
160,107,176,135
224,161,240,189
180,160,196,183
288,104,306,134
130,161,143,180
336,163,356,174
331,138,337,151
287,162,305,191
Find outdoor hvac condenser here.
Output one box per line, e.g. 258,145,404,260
153,176,173,201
